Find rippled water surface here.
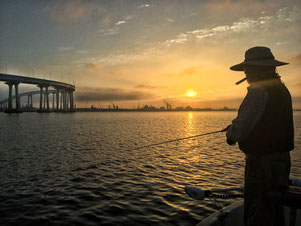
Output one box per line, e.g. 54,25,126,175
1,111,301,225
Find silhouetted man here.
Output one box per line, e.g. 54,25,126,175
226,46,294,226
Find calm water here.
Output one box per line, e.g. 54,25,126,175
1,111,300,225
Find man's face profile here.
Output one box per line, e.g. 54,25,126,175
244,65,259,83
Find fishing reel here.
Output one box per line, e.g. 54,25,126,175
185,177,301,224
185,186,243,201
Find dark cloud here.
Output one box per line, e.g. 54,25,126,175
85,63,98,69
75,87,156,102
193,97,244,109
134,84,157,89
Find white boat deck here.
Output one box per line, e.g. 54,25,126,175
197,200,301,226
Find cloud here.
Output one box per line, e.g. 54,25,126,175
161,7,300,47
58,47,72,52
125,15,134,20
134,84,157,89
75,87,156,102
137,4,150,9
276,42,289,45
98,28,120,36
98,15,133,36
98,15,112,28
183,97,244,109
86,50,150,65
45,0,105,23
201,0,298,18
76,50,88,55
115,20,126,25
85,62,100,69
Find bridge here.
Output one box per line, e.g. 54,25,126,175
0,73,75,113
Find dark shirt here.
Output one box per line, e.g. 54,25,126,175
227,78,294,154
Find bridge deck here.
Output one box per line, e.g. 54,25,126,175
0,73,75,90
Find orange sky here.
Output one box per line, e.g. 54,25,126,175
1,0,300,109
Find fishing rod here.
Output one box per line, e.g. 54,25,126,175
125,125,230,151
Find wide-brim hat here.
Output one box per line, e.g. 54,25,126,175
230,46,289,71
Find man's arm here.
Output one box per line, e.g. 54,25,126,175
226,85,268,144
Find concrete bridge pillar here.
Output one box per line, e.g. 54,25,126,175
7,83,13,111
30,94,33,108
27,95,30,108
43,91,46,110
39,86,43,111
46,86,50,111
5,82,21,113
52,92,55,110
14,83,20,112
66,91,69,110
60,90,63,110
27,94,33,109
64,90,67,110
70,90,74,111
56,89,59,111
63,89,67,111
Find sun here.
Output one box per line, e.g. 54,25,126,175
187,90,196,97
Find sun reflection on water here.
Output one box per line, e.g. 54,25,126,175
186,112,196,137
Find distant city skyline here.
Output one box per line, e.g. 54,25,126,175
1,0,300,108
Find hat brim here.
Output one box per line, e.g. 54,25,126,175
230,60,289,71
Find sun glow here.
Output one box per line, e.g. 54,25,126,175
187,90,196,97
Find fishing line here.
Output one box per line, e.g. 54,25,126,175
124,126,230,151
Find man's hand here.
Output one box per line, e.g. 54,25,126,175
223,124,236,145
227,138,236,145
